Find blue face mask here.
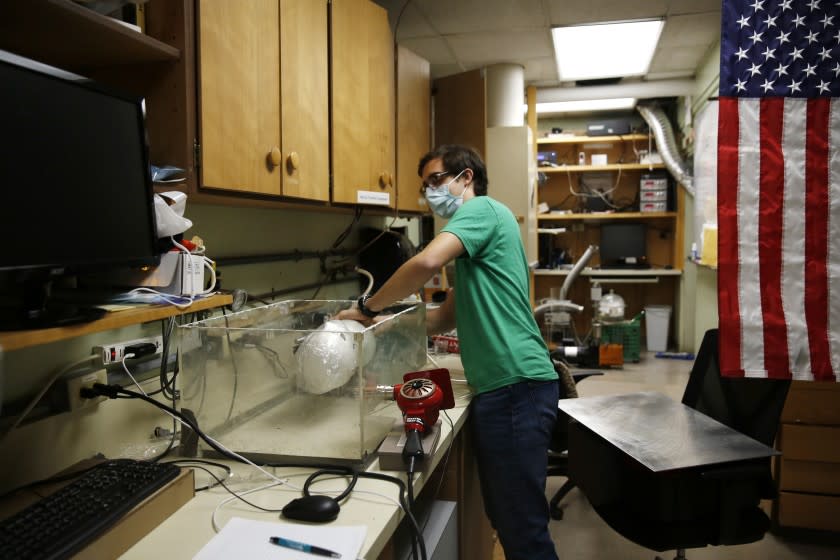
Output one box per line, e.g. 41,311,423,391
424,169,468,218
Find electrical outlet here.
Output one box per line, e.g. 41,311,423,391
67,369,108,411
92,336,163,365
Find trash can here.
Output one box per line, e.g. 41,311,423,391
644,305,672,352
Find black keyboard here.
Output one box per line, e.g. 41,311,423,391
0,459,180,560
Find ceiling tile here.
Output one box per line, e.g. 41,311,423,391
413,0,548,35
398,36,457,65
522,56,559,84
446,30,552,64
649,44,709,74
659,12,722,47
547,0,669,26
667,0,722,15
381,0,724,88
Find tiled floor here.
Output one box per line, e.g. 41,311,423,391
493,354,840,560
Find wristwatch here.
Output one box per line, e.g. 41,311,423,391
356,294,379,318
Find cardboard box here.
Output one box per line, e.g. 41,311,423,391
779,459,840,494
781,381,840,425
780,424,840,463
590,153,608,165
776,491,840,532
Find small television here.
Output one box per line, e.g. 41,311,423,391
0,51,159,329
599,223,649,269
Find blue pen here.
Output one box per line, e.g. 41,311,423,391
269,536,342,558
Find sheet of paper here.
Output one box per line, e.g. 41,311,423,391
193,517,366,560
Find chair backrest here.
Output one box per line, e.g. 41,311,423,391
681,329,791,447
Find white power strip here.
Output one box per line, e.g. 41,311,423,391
92,335,163,365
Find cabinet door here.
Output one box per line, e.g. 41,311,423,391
198,0,329,200
280,0,329,201
331,0,395,207
396,46,430,212
198,0,281,195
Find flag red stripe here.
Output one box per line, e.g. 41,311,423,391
804,99,833,380
717,97,744,377
758,98,789,378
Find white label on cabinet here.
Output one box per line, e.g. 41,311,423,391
356,191,390,205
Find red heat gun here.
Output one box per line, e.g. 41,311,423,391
392,368,455,462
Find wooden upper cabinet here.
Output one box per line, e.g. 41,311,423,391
433,69,487,158
197,0,329,201
330,0,396,208
396,46,431,213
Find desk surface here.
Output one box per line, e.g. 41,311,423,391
558,391,778,473
121,355,472,560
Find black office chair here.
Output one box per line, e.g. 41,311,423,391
546,359,601,520
582,329,791,559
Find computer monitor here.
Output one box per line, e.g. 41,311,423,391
357,227,416,294
599,223,648,268
537,151,558,166
0,50,159,329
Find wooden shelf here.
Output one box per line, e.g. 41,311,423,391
537,133,649,145
539,163,666,173
0,0,180,72
0,293,232,351
538,211,678,222
534,267,682,277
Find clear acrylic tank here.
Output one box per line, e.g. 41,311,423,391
177,300,427,465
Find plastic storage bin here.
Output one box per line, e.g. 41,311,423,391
644,305,672,352
177,300,427,465
601,312,643,363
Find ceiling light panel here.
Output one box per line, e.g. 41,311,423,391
552,19,664,81
534,97,637,114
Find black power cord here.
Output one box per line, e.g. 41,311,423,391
84,383,428,559
402,429,425,560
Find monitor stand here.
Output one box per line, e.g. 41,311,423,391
0,274,106,331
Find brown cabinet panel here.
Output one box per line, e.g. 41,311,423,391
775,380,840,532
331,0,395,207
198,0,281,195
433,69,487,156
197,0,329,200
396,46,431,212
279,0,329,201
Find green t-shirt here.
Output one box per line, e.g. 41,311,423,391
441,196,556,394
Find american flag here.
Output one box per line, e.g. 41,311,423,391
718,0,840,382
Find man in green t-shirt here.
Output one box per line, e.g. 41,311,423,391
338,145,559,560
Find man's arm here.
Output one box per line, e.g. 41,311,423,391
337,231,464,322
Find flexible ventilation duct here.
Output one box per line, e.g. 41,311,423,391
637,104,695,197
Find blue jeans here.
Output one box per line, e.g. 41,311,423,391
470,379,560,560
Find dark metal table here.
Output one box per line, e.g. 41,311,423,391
557,391,779,473
558,391,782,553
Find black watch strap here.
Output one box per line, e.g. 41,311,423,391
357,294,379,318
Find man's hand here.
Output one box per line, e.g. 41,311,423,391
335,305,374,325
336,307,398,332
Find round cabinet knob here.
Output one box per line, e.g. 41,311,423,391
379,171,392,189
268,146,282,167
286,151,300,174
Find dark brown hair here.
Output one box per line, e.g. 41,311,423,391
417,144,488,196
